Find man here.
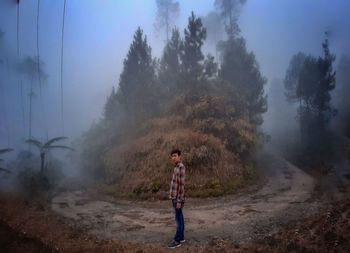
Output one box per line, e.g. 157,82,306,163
167,149,186,249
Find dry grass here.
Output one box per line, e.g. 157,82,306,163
104,128,252,199
101,95,258,199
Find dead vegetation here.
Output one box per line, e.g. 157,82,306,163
203,198,350,253
100,94,258,199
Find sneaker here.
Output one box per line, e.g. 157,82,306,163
180,239,186,244
167,241,182,249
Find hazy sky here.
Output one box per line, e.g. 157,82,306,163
0,0,349,151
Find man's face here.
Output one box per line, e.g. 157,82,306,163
170,153,181,165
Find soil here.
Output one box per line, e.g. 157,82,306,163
1,152,350,252
51,153,319,245
0,219,52,253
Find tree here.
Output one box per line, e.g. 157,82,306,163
180,12,207,87
284,52,307,103
103,87,118,122
202,54,218,80
215,0,247,38
285,36,336,150
218,37,267,125
298,38,336,122
334,55,350,135
154,0,180,42
158,27,181,95
336,55,350,107
316,38,336,118
26,136,73,174
0,148,13,173
116,27,157,123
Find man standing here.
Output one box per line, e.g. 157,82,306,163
167,149,186,249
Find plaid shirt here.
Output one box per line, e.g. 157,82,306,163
169,162,186,203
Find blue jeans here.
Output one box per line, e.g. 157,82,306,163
172,199,184,242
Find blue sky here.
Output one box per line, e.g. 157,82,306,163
0,0,349,151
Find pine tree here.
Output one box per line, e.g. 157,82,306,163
180,12,206,88
116,27,157,123
214,0,246,38
159,28,181,95
316,38,336,119
284,52,307,103
103,87,121,125
285,36,336,151
154,0,180,42
334,55,350,135
219,37,267,125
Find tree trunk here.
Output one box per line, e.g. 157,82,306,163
40,152,45,174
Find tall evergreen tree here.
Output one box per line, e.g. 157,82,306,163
215,0,247,38
316,38,336,118
334,55,350,135
116,27,157,124
219,37,267,125
180,12,206,88
159,27,181,94
104,87,120,124
285,36,336,150
284,52,307,103
154,0,180,42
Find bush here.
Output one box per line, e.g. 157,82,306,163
14,151,64,194
17,168,51,193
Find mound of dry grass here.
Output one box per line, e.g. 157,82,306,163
101,95,258,199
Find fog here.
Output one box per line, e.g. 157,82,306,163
0,0,350,167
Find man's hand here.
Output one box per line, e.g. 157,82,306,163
176,201,183,209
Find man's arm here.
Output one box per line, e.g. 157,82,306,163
176,165,185,205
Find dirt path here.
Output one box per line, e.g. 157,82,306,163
51,153,319,245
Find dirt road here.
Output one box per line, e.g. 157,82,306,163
51,153,319,245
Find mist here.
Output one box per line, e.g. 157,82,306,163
0,0,348,151
1,1,350,252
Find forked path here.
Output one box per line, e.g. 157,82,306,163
51,153,319,245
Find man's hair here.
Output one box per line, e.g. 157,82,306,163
170,149,181,156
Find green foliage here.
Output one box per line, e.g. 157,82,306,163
334,55,350,135
103,87,124,126
80,122,111,180
116,27,157,123
17,163,63,194
202,54,218,80
180,12,207,86
14,151,64,194
285,36,337,153
218,37,267,125
17,168,50,192
158,27,182,101
26,136,73,174
284,52,307,102
82,15,268,199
